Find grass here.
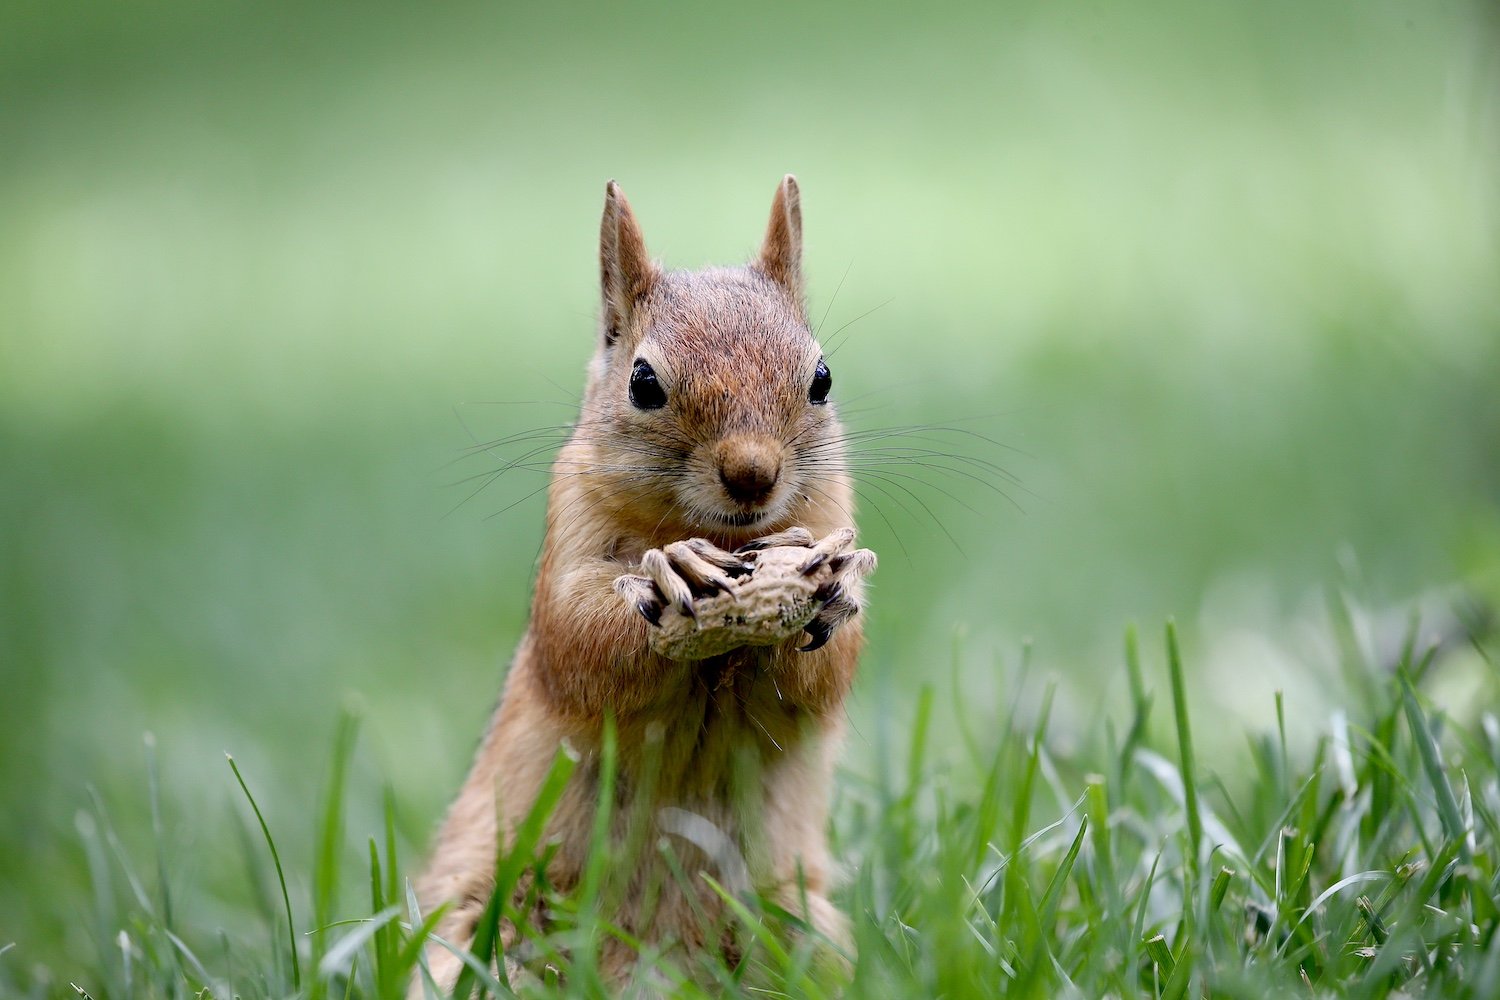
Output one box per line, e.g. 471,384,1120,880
2,4,1497,995
7,613,1498,999
4,0,1498,978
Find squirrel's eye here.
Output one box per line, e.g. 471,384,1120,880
808,357,832,405
629,358,667,410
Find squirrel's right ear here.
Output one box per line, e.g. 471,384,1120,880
756,174,804,308
599,180,657,347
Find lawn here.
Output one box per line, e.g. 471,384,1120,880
17,620,1500,998
2,0,1497,996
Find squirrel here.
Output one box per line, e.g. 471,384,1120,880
415,176,875,996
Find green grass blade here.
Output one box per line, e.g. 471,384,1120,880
1165,620,1203,879
368,837,394,994
226,753,302,991
454,743,576,1000
384,786,401,916
317,905,401,979
1209,866,1234,915
906,684,935,797
1399,669,1469,861
312,711,360,1000
163,928,228,997
431,934,510,999
579,715,618,909
395,904,449,978
143,734,173,935
1275,689,1289,802
1145,933,1175,977
700,875,795,970
1038,814,1087,932
1125,622,1146,709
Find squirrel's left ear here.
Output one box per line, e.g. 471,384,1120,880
600,180,658,347
757,174,804,307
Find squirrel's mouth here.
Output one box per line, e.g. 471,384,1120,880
712,509,767,528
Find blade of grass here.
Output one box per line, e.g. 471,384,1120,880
454,744,577,1000
311,711,360,1000
1145,933,1175,977
318,906,401,978
395,904,449,974
906,684,935,800
1038,815,1088,932
1209,867,1234,915
385,786,400,917
700,875,794,970
429,934,509,999
1126,846,1163,996
369,838,395,995
227,753,302,991
1399,668,1469,862
1275,690,1289,803
143,734,173,935
1165,621,1203,879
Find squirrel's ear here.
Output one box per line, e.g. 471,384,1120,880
756,174,804,306
599,180,657,347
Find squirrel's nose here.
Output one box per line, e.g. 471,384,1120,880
716,438,782,505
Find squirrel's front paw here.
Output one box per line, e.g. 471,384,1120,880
613,530,875,660
744,527,875,653
613,539,754,627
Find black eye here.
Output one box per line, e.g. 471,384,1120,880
809,357,832,405
629,358,666,410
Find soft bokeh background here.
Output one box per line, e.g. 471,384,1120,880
3,0,1497,980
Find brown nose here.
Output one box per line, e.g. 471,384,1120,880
716,438,782,505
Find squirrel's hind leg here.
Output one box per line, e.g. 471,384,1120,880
765,885,855,990
409,907,523,1000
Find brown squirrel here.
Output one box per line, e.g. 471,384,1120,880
415,176,875,995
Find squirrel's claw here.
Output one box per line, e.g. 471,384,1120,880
664,541,743,595
613,574,665,627
797,532,873,653
641,548,696,618
799,616,834,653
799,584,861,653
627,527,874,659
797,527,857,575
633,541,752,626
683,538,755,578
735,527,814,554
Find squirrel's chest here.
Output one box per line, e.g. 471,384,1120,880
635,648,810,800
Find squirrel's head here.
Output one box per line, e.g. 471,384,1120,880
575,176,846,543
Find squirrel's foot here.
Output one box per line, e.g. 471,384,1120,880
733,527,815,552
782,527,876,652
613,539,753,630
614,529,875,661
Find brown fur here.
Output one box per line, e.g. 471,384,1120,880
415,177,863,996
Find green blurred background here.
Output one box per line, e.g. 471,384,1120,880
2,0,1498,982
